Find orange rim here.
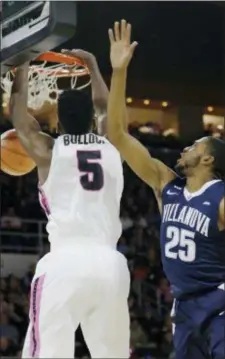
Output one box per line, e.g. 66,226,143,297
29,67,89,77
35,51,89,77
36,51,86,67
10,66,89,77
8,52,90,77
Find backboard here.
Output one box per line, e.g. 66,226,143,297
1,1,77,74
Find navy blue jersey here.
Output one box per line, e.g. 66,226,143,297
160,178,225,298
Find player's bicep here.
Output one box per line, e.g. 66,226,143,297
19,130,53,163
96,112,107,136
114,132,176,191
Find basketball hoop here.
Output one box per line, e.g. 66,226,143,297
1,51,91,110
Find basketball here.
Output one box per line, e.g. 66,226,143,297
0,129,36,176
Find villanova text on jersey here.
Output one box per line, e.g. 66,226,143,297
160,178,225,299
162,203,210,237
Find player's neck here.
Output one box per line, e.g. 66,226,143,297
186,173,214,193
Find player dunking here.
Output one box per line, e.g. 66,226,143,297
10,51,130,358
108,20,225,359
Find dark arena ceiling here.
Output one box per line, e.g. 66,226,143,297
62,2,224,106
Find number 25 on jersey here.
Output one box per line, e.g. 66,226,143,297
165,226,196,262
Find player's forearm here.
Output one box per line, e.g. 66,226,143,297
89,58,127,136
89,57,108,112
11,63,29,104
108,68,128,142
88,57,108,135
10,63,29,127
10,63,42,134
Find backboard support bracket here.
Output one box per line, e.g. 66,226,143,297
1,1,77,74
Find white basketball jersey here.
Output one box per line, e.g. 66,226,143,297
39,134,123,250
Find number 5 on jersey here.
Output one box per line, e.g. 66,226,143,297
77,150,104,191
165,226,196,262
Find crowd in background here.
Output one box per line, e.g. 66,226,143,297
0,116,224,359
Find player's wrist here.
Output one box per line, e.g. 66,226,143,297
16,62,29,72
86,55,97,70
112,67,127,75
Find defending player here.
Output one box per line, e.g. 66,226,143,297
10,52,130,358
107,20,225,359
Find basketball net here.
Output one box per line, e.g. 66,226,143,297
1,52,91,111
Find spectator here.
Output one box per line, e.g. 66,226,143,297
0,292,9,315
1,207,22,230
118,236,130,255
160,331,174,359
8,275,22,294
0,336,18,357
130,319,149,348
157,278,173,305
121,209,134,231
22,263,35,292
0,312,19,345
0,278,7,293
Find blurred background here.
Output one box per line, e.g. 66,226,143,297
0,2,224,359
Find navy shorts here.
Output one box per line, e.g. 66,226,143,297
171,287,225,359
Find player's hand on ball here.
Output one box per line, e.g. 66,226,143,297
108,20,138,70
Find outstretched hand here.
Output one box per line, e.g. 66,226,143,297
108,20,138,71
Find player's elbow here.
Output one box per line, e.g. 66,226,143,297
108,127,124,148
93,97,107,112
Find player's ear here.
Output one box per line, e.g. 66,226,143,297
202,155,214,167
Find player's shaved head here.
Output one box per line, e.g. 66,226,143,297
58,89,94,135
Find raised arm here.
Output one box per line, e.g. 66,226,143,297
61,49,128,136
84,52,108,136
9,63,54,182
107,20,176,193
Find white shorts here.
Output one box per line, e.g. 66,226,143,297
22,245,130,358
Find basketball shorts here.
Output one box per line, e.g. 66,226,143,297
22,245,130,358
171,285,225,359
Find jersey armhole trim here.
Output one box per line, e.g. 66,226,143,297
39,139,56,190
161,176,179,196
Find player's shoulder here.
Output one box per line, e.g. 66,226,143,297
100,135,122,153
212,179,224,189
204,179,224,201
162,176,186,196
